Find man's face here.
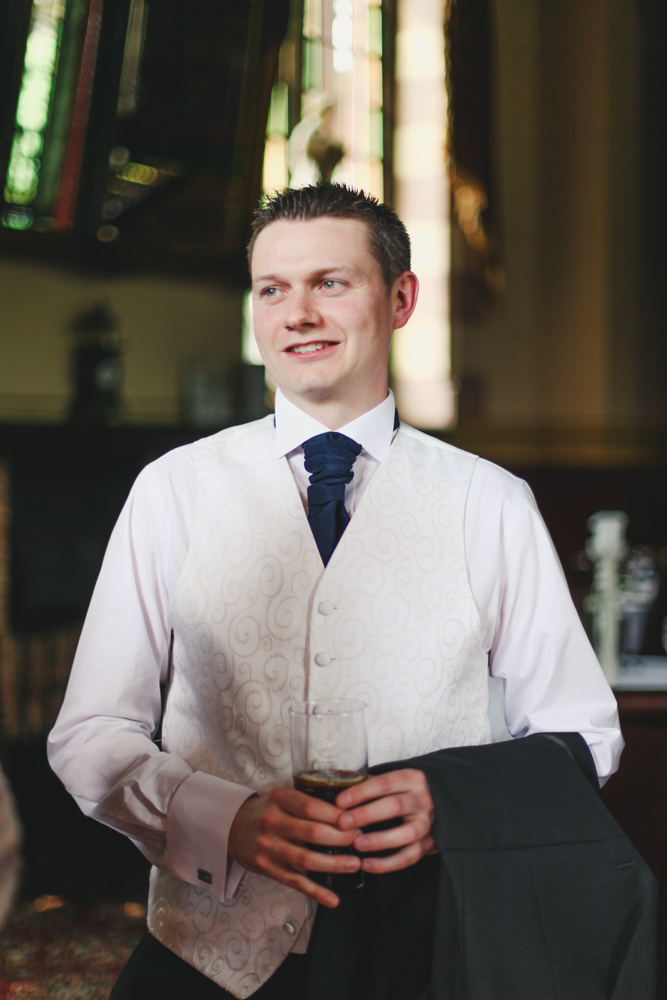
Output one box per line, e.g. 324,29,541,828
250,217,398,413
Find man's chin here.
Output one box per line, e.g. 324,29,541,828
279,379,348,408
278,371,344,401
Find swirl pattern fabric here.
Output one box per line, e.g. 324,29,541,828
148,415,490,998
302,432,362,566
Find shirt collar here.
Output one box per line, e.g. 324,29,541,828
274,388,397,463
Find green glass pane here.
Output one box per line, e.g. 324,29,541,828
266,81,289,138
35,0,89,216
302,38,323,92
4,0,66,210
369,7,382,58
370,107,383,161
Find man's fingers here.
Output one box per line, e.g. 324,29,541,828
258,833,361,875
336,769,427,810
253,854,340,908
229,774,435,895
260,806,360,848
359,835,436,874
338,790,427,830
272,787,342,824
297,877,340,908
353,817,430,853
293,819,360,847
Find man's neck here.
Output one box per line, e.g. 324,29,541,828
278,386,390,431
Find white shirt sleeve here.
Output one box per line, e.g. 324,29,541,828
47,447,254,902
464,458,623,783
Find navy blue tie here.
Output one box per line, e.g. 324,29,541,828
302,432,362,566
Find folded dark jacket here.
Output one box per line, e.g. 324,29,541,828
305,733,657,1000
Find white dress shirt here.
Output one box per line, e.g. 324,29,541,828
48,388,622,913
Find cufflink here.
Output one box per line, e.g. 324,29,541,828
198,869,213,884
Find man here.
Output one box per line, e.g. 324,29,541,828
48,185,622,999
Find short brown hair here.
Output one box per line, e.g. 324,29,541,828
248,184,411,289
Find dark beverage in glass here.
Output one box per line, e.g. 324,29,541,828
293,769,367,803
289,700,368,899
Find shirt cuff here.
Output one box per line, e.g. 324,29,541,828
166,770,256,902
226,858,247,898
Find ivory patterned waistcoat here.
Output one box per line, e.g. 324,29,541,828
147,416,490,998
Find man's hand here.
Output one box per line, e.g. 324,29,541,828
336,768,436,873
228,788,361,908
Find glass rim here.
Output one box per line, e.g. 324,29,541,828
288,698,367,717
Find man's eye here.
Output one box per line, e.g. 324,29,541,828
262,286,278,297
322,280,340,290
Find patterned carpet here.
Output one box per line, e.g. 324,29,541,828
0,896,146,999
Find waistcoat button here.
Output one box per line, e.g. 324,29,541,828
283,921,296,936
318,601,335,616
314,652,331,667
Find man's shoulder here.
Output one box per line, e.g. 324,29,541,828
192,415,277,466
196,414,276,448
141,416,276,480
396,422,478,466
396,424,532,507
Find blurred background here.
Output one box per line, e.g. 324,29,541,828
0,0,666,994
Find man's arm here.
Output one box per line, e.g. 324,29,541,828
464,460,622,783
47,451,256,903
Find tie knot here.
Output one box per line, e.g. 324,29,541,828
302,432,362,490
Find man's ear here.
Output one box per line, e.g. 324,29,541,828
392,271,419,330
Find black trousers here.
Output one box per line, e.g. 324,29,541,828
110,933,308,1000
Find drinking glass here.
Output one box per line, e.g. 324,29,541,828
289,698,368,898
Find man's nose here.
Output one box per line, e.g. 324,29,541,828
285,290,320,329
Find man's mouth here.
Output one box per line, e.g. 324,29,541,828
287,341,337,355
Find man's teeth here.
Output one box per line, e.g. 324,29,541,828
291,342,329,354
